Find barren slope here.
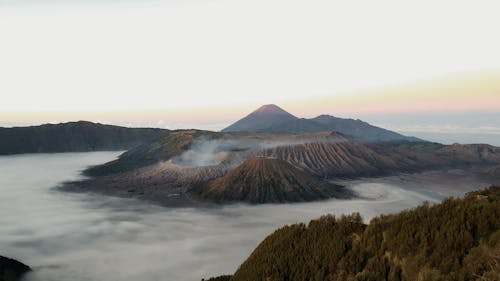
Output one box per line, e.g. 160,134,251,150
193,158,351,203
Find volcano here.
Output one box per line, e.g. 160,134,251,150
221,104,298,132
222,104,421,143
193,157,350,203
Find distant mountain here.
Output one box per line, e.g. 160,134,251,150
257,118,327,134
0,121,169,155
221,104,298,132
207,186,500,281
310,114,422,142
193,157,351,203
222,104,421,143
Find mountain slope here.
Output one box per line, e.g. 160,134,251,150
222,104,421,143
260,141,400,178
83,130,221,176
221,104,298,132
208,186,500,281
193,157,350,203
312,114,422,142
78,131,500,205
258,140,500,179
0,255,31,281
259,115,420,142
256,118,327,134
0,121,168,155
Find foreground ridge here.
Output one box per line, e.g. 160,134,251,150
206,186,500,281
0,256,31,281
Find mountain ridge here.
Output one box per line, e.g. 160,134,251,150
0,121,169,155
206,186,500,281
222,104,421,143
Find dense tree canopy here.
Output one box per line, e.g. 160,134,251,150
206,186,500,281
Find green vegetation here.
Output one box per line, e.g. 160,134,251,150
207,186,500,281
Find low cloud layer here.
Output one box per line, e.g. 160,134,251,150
0,152,488,281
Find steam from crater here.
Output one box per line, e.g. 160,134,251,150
170,133,348,167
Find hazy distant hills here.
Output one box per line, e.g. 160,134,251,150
207,186,500,281
222,104,421,143
0,121,169,155
0,104,419,156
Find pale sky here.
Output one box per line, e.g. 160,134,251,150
1,0,500,144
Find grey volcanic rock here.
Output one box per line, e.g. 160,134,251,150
222,104,298,132
73,160,230,206
486,165,500,176
193,158,351,204
0,121,168,155
0,256,30,281
259,140,500,178
260,141,399,178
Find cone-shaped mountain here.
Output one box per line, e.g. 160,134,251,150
221,104,298,132
193,157,351,204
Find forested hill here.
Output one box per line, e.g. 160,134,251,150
206,186,500,281
0,121,169,155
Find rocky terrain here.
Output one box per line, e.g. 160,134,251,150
70,127,500,205
192,157,351,203
58,105,500,205
73,133,354,205
72,158,231,206
0,256,30,281
83,129,220,176
0,121,168,155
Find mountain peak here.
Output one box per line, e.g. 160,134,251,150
221,104,297,132
253,104,290,115
222,105,421,142
196,157,347,203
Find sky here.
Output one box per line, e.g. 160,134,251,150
1,0,499,144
